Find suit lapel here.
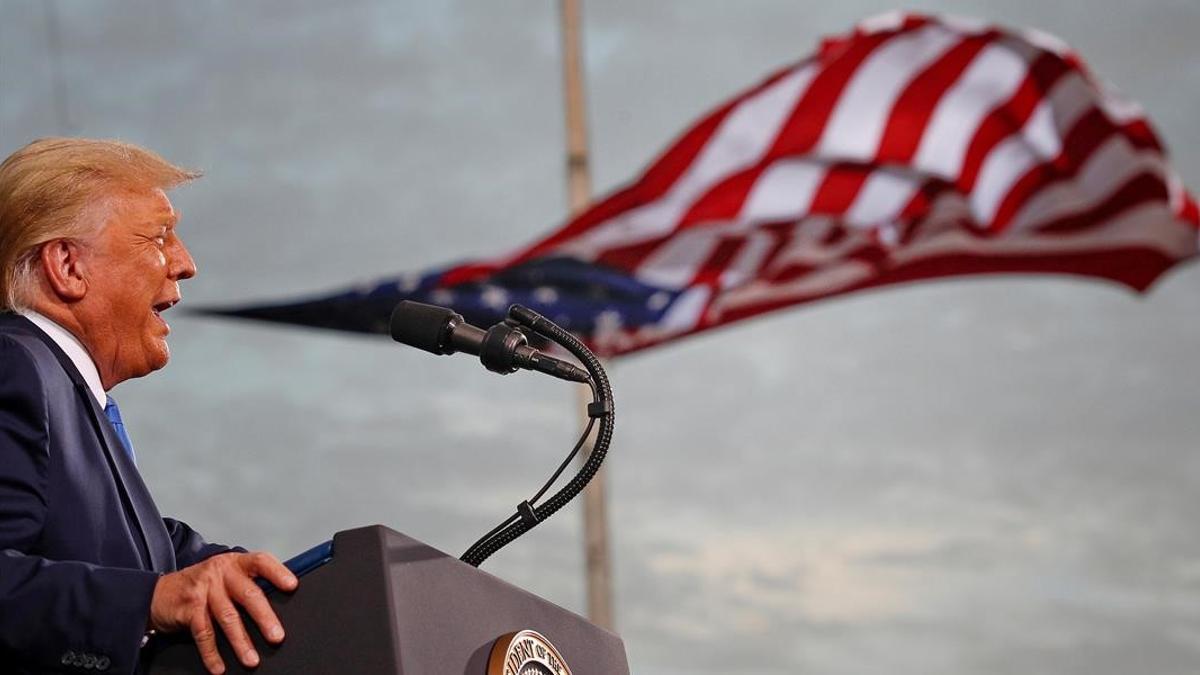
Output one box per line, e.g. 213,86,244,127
79,386,174,572
3,315,175,573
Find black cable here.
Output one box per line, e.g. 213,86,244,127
464,513,520,557
460,413,594,563
530,403,596,504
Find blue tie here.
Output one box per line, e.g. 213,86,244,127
104,396,137,464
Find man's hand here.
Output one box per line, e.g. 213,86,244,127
149,552,299,675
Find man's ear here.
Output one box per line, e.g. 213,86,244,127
38,239,88,302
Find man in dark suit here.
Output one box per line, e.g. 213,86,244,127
0,138,297,675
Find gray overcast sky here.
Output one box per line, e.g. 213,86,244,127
2,1,1199,673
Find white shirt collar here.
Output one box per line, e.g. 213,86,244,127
20,309,107,406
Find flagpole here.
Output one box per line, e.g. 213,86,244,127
559,0,614,632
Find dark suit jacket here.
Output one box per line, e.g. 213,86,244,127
0,314,232,674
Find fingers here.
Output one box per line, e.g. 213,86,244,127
190,613,225,675
153,551,296,672
209,586,261,668
243,551,299,592
228,572,286,645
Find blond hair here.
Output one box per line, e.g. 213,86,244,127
0,137,200,311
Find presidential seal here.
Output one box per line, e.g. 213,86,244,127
487,630,573,675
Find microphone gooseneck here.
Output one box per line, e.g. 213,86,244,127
458,303,615,567
389,300,615,567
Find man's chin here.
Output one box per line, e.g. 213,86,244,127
97,339,172,388
132,342,171,379
152,341,170,371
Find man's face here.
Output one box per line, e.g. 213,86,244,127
80,187,196,388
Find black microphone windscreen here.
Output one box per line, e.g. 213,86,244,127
390,301,459,354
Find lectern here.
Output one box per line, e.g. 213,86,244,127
144,525,629,675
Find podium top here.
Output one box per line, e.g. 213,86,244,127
148,526,629,675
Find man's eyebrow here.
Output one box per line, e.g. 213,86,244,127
146,211,180,229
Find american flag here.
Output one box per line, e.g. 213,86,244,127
206,11,1199,356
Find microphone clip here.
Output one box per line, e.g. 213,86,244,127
478,323,530,375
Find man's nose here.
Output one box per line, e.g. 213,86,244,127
170,238,197,281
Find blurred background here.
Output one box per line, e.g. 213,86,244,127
2,1,1199,673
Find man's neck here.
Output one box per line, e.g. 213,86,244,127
19,307,107,405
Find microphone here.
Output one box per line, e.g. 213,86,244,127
389,301,591,383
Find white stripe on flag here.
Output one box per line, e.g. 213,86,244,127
1020,26,1072,58
913,41,1034,181
738,159,827,224
1094,80,1146,124
940,14,990,34
654,286,710,335
1167,169,1185,214
857,11,907,34
670,65,818,210
635,228,722,288
818,24,964,161
971,73,1100,225
970,140,1039,225
845,170,921,227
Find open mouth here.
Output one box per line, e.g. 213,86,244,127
152,298,179,320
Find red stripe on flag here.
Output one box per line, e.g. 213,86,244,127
956,52,1073,194
441,260,503,286
1120,119,1162,153
594,235,671,272
1181,194,1200,227
877,31,999,163
753,221,799,278
689,238,745,288
897,180,937,223
677,165,764,227
809,164,871,216
769,31,899,157
764,262,818,284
